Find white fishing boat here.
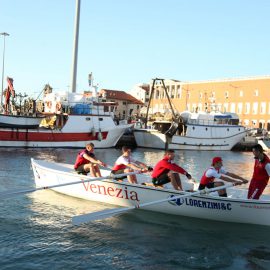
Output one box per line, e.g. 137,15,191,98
0,113,44,129
134,111,247,150
31,158,270,226
134,78,247,150
0,91,131,148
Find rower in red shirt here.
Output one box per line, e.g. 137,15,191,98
74,143,106,177
248,144,270,199
151,149,192,190
199,157,248,197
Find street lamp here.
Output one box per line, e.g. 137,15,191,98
1,32,10,107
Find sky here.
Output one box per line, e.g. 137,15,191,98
0,0,270,98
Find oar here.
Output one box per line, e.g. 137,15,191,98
72,182,237,225
0,171,141,199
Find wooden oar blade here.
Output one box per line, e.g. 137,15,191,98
72,206,134,226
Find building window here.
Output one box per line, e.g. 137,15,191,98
225,91,229,99
239,90,243,97
177,85,181,98
223,103,229,112
123,101,127,105
259,121,265,129
237,103,243,114
245,103,250,114
260,102,266,114
171,85,175,99
252,102,258,114
254,89,259,96
230,103,235,113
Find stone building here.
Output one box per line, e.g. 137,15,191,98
147,76,270,130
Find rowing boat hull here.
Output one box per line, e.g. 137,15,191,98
31,159,270,226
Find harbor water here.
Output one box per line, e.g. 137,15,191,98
0,148,270,270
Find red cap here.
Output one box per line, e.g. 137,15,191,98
212,157,222,165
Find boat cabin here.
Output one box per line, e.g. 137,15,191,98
40,92,118,130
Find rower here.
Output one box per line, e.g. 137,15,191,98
248,144,270,199
199,157,248,197
74,143,107,177
111,146,150,184
151,149,192,191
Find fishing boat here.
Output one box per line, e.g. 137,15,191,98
31,158,270,226
0,1,130,148
134,78,247,150
134,110,247,150
0,91,131,148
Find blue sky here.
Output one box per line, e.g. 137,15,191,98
1,0,270,98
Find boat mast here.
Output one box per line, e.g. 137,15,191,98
70,0,81,93
146,78,177,121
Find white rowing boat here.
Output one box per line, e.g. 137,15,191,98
31,158,270,226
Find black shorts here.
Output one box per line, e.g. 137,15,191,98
75,165,88,175
111,169,127,180
152,173,170,186
198,183,215,190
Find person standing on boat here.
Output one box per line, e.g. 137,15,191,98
248,144,270,200
199,157,248,197
151,149,192,190
111,146,149,184
4,77,15,114
74,143,106,177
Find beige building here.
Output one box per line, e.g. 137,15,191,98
148,76,270,130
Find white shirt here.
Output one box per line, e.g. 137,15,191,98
205,166,227,179
115,155,136,166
